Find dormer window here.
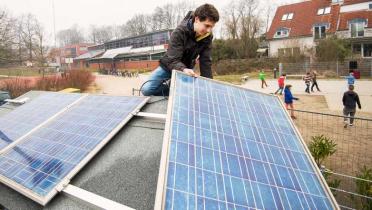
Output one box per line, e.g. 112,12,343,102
282,13,294,21
349,19,367,38
288,13,294,20
317,7,331,15
274,28,290,38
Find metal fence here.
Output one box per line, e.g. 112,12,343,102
281,61,372,78
292,109,372,209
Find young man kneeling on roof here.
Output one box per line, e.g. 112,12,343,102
141,4,219,96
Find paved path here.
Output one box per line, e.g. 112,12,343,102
94,74,372,113
241,79,372,113
94,74,146,96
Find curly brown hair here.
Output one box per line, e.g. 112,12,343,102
194,4,219,23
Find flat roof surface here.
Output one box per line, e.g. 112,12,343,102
0,91,167,210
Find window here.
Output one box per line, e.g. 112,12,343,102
350,19,366,38
318,7,331,15
324,7,331,14
363,44,372,57
274,28,290,38
287,13,294,20
369,4,372,10
317,8,324,15
314,25,327,39
352,44,362,55
281,14,288,21
282,13,294,21
278,47,300,57
293,47,300,55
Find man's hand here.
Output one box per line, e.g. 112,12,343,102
183,68,197,77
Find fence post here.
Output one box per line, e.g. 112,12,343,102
370,59,372,78
279,63,283,75
336,60,339,77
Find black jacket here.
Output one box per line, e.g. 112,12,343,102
342,90,361,109
159,11,213,78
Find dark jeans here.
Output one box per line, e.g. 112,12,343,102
343,107,356,124
311,81,320,91
275,87,284,94
141,66,171,96
305,83,310,93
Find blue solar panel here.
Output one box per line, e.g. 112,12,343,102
0,94,148,205
158,72,338,209
0,92,82,150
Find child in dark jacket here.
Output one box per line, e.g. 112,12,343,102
342,85,361,128
284,84,299,119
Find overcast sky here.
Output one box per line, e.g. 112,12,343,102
0,0,301,44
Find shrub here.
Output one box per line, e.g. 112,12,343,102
0,78,34,98
64,70,95,92
308,134,337,167
1,70,95,98
353,166,372,210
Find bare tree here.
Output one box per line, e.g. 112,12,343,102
111,24,123,40
149,6,165,31
57,24,85,46
14,17,26,65
125,14,148,36
88,25,113,44
0,8,17,64
224,1,241,39
161,3,176,30
20,14,39,62
238,0,261,57
33,19,48,65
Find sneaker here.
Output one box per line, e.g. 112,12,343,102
344,121,348,128
291,116,297,119
349,124,353,127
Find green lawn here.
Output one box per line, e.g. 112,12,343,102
0,67,56,77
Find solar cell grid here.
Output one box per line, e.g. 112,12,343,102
156,72,338,210
0,93,148,205
0,92,82,150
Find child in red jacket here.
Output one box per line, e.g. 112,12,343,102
274,73,286,95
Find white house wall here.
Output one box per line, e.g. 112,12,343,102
336,28,372,38
268,37,315,57
340,1,372,13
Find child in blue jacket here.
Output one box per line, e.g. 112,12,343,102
284,84,299,119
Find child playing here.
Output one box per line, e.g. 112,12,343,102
303,72,312,94
311,70,321,92
284,84,299,119
345,72,355,88
259,70,268,88
274,73,286,95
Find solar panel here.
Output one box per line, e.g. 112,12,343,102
0,93,148,205
0,92,82,150
155,71,339,210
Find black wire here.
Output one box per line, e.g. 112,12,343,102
138,79,169,103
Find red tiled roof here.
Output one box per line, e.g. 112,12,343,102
338,11,372,30
267,0,340,40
